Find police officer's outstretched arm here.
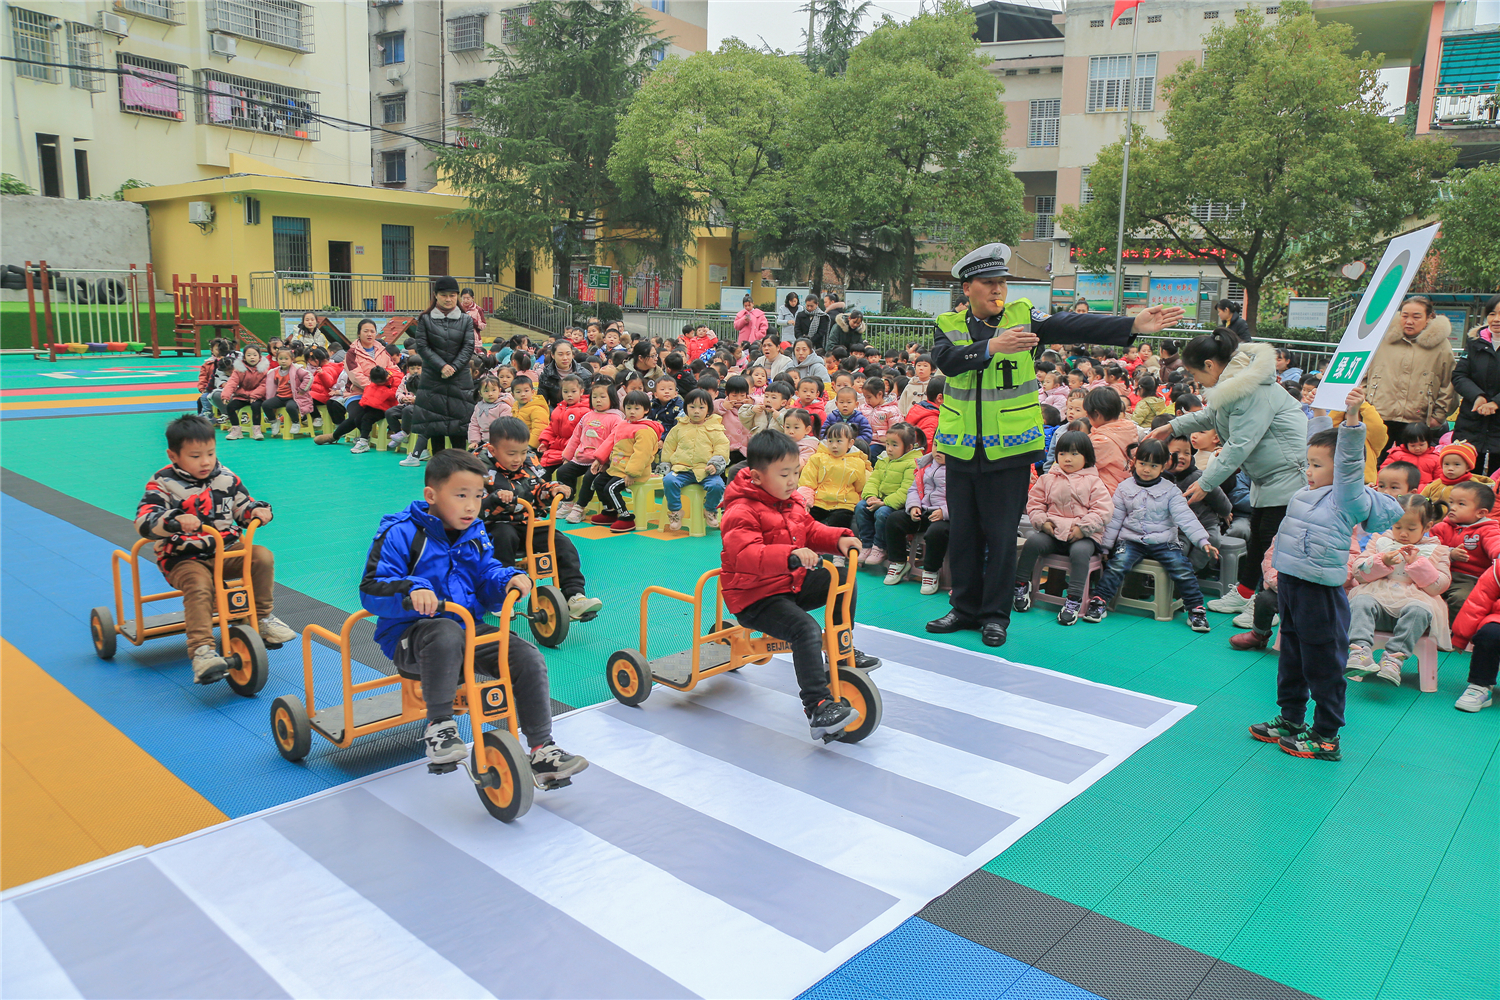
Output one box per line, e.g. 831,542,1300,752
1033,304,1185,348
931,325,995,375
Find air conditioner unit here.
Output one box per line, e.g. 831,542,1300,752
97,11,129,36
210,33,237,58
385,65,404,84
188,201,215,224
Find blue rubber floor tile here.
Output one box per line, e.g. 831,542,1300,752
797,975,890,1000
831,917,1030,1000
998,967,1107,1000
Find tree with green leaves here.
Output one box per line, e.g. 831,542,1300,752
609,40,811,287
802,0,874,76
1436,162,1500,291
1057,1,1453,329
434,0,673,297
803,0,1025,307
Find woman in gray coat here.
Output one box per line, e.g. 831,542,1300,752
410,275,476,455
1147,329,1308,611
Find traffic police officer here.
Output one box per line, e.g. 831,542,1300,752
927,243,1184,647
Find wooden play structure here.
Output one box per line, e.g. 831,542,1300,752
169,273,264,356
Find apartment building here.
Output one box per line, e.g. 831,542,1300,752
2,0,371,199
368,0,709,193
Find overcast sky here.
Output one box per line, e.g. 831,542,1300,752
707,0,926,53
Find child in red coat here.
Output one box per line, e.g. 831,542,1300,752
1380,424,1441,487
719,429,880,742
537,374,590,475
1448,561,1500,712
906,378,942,454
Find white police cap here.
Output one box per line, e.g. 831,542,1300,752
952,242,1012,281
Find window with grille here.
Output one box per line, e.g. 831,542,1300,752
1089,19,1104,27
205,0,313,53
450,14,484,50
1004,69,1017,76
1266,7,1279,14
501,7,532,43
118,53,184,120
1147,13,1161,22
378,31,404,64
119,0,183,23
455,82,482,114
1117,16,1132,24
1188,199,1244,222
272,216,311,275
11,8,59,84
1081,167,1094,205
1028,99,1059,146
381,94,406,124
67,23,105,93
195,69,319,140
1087,53,1156,113
1204,10,1220,18
1227,281,1245,304
1034,196,1056,240
383,224,414,276
1027,67,1040,74
383,151,407,185
1123,275,1143,291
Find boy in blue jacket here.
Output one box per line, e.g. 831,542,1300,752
1250,387,1401,762
360,450,588,785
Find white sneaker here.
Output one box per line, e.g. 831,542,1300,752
565,505,585,523
567,594,602,619
1376,652,1404,687
422,718,468,766
1233,609,1278,628
268,421,281,437
351,438,371,454
191,644,230,684
399,452,423,467
289,421,301,436
920,570,940,595
883,563,907,586
1207,590,1251,614
312,416,323,429
389,431,408,447
1455,684,1493,712
258,614,297,646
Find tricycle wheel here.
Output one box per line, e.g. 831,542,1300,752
224,624,269,697
270,695,312,761
606,649,651,706
528,585,569,648
474,729,534,822
834,667,883,744
90,606,116,660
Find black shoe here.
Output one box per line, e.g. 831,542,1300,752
1187,607,1212,632
981,622,1007,647
927,609,977,633
853,649,881,671
1081,596,1108,623
1012,584,1032,613
806,698,858,742
529,743,589,788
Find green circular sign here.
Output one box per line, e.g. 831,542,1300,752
1362,263,1406,326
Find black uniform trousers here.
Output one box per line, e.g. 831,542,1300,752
946,459,1030,626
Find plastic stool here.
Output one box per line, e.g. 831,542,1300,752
1031,552,1103,610
371,419,390,452
1274,630,1439,692
1198,536,1247,599
676,484,708,537
1110,559,1184,621
279,410,313,441
630,477,668,528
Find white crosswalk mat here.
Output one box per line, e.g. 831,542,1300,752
1,627,1191,1000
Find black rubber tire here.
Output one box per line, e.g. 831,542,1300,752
474,729,534,822
527,585,569,648
224,623,269,697
606,649,652,707
90,606,116,660
270,694,312,761
0,272,23,290
96,277,127,304
66,277,94,303
835,666,883,744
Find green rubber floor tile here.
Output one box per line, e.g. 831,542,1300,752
1396,898,1498,977
1268,861,1424,950
1035,793,1185,861
1222,912,1397,1000
1376,952,1497,1000
1293,817,1443,899
1323,782,1470,849
1423,852,1500,920
1092,855,1264,956
1446,788,1499,857
1142,824,1298,896
1086,760,1217,822
1186,767,1334,851
982,833,1138,910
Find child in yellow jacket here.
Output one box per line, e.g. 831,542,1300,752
658,388,731,530
511,374,551,448
590,390,663,533
798,422,870,529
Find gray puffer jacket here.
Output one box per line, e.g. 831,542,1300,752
1168,342,1308,507
1101,475,1211,551
1272,422,1402,587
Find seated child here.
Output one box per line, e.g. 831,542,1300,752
135,415,296,681
539,374,591,482
262,346,312,437
907,377,942,455
799,422,869,528
740,381,793,436
1381,424,1440,487
467,373,513,451
719,429,879,742
360,450,587,781
1166,432,1231,572
1428,479,1500,621
1016,431,1114,626
556,382,623,523
1377,461,1421,497
649,377,685,440
222,345,269,440
590,390,663,532
1083,438,1218,632
860,377,902,461
1085,387,1139,492
1421,441,1495,506
795,377,827,424
824,386,873,451
783,408,820,469
1345,495,1451,687
386,357,422,449
716,375,752,464
883,449,948,594
1447,562,1500,712
510,374,550,448
854,424,919,568
482,418,602,621
658,388,730,531
1249,389,1401,762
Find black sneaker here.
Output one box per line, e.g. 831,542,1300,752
529,743,589,788
1013,583,1032,613
422,717,467,767
1188,607,1211,632
1081,596,1108,623
1057,598,1081,626
1249,715,1308,744
806,698,858,742
853,649,881,672
1279,729,1342,761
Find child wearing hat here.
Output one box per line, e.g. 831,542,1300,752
1421,441,1495,506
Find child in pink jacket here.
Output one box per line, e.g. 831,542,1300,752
262,345,313,435
555,382,624,522
1015,430,1114,625
860,376,903,460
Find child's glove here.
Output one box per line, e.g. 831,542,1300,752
654,462,672,477
707,456,727,475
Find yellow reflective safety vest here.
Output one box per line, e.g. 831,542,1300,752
933,301,1044,462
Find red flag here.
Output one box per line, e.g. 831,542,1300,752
1111,0,1143,26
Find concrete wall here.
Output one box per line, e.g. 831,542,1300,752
0,194,151,270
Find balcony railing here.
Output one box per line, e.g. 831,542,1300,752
116,0,184,24
195,69,319,140
248,272,572,337
1432,92,1499,130
205,0,313,53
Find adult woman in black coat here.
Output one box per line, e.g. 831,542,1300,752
1216,299,1252,342
410,275,475,455
1452,294,1500,476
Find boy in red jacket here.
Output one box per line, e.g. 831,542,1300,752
1447,561,1500,712
719,429,880,742
906,377,942,454
1430,480,1500,621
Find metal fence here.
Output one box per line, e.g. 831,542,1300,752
19,263,162,357
247,272,572,338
